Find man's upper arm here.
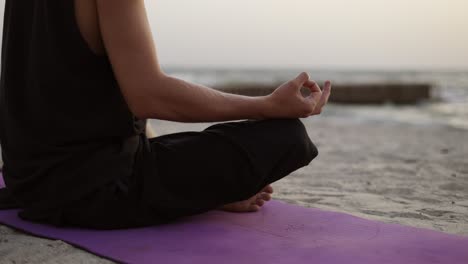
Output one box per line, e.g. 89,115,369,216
96,0,163,118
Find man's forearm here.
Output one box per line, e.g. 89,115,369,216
141,74,270,122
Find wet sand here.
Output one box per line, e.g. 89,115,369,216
1,114,467,263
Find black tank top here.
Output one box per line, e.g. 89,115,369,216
0,1,147,219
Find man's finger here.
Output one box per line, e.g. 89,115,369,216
322,80,332,103
303,79,321,93
316,81,332,110
304,91,321,108
304,80,324,103
291,72,310,87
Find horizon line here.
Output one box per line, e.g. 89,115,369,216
161,64,468,73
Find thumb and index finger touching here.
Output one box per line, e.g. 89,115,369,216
292,72,332,102
292,72,330,93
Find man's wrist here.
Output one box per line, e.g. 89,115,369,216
254,95,273,120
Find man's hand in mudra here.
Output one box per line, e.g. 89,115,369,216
263,72,332,119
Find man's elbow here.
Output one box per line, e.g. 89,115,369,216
128,96,173,120
123,90,154,119
123,74,168,119
130,104,151,120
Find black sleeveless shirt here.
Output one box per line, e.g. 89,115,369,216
0,1,147,220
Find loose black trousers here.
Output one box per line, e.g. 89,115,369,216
58,118,318,229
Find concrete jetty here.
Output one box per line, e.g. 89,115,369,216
216,82,431,104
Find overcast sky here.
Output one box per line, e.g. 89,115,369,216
1,0,467,70
145,0,468,70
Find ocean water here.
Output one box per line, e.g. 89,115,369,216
165,68,468,130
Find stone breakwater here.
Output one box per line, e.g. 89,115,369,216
215,82,431,104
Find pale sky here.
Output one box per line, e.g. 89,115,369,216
145,0,468,70
1,0,467,70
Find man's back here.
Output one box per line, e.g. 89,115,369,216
0,0,144,223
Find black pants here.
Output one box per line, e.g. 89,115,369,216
60,118,318,229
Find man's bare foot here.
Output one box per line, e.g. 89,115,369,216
217,185,274,212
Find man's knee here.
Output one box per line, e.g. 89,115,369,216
304,137,319,164
281,118,319,164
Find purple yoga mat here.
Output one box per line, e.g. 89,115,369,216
1,172,468,264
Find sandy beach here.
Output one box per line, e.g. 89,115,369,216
1,108,467,263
